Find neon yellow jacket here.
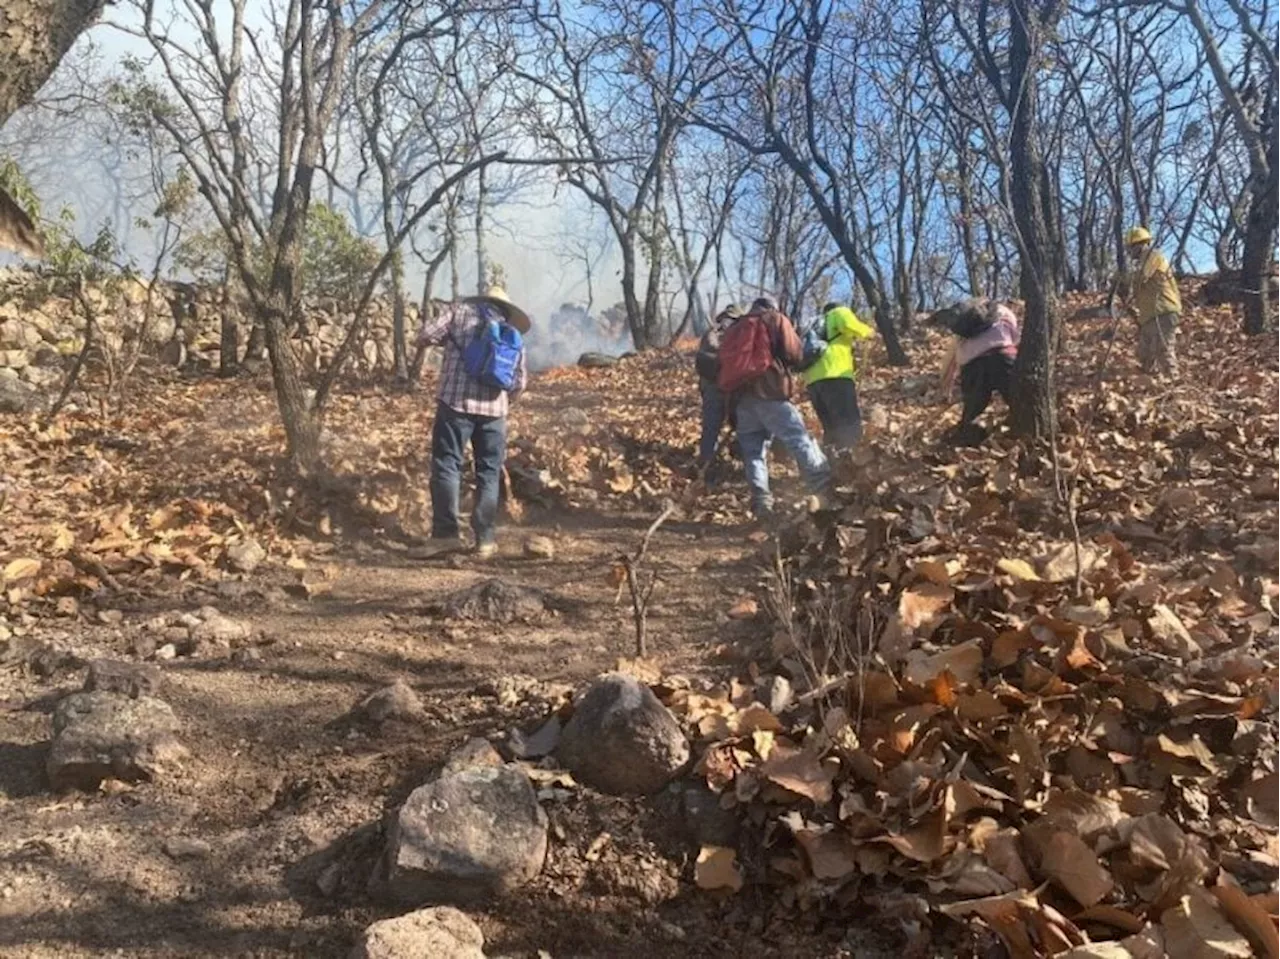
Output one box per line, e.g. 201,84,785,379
1127,249,1182,322
804,306,874,384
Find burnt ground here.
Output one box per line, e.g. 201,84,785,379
0,372,870,958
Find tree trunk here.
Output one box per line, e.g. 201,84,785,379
390,253,409,384
218,275,239,377
261,299,320,473
1241,140,1278,335
1006,0,1059,440
0,0,104,126
1239,183,1269,335
620,240,649,349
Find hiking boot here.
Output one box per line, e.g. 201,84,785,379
406,538,465,560
474,542,498,560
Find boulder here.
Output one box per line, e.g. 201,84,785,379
577,351,619,369
556,674,689,796
0,375,37,413
48,691,187,790
385,763,547,903
439,737,503,778
351,681,424,725
225,538,266,574
0,348,29,368
188,608,252,645
83,659,164,699
351,906,486,959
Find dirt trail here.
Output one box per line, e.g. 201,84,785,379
0,369,836,958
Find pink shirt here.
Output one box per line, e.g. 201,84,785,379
955,303,1020,367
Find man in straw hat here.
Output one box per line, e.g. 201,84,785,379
413,286,531,559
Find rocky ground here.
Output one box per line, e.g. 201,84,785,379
0,285,1276,958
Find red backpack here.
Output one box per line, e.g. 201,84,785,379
716,315,774,392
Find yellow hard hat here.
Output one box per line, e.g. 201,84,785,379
1126,226,1152,245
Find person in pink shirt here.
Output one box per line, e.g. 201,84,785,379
933,298,1020,445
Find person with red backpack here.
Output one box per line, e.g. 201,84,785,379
718,295,831,521
412,286,530,559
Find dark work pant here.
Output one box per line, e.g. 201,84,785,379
430,402,507,546
808,377,863,450
698,382,727,468
960,351,1015,425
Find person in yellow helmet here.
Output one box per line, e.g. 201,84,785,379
1120,226,1182,376
802,301,875,449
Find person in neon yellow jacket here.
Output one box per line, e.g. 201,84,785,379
802,301,875,449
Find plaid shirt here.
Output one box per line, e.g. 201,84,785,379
416,302,527,417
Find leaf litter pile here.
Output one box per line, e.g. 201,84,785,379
650,292,1279,957
0,284,1276,957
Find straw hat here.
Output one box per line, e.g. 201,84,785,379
462,286,531,334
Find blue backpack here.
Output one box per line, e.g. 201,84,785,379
461,318,522,391
799,318,829,370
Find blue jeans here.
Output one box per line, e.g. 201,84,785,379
735,395,830,516
698,383,726,469
430,402,507,546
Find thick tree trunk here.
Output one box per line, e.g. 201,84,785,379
1006,0,1059,440
620,241,650,349
0,0,104,126
1239,99,1280,335
1241,142,1278,335
218,277,239,377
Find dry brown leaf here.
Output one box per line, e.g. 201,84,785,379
695,845,743,893
982,828,1034,888
1161,887,1254,959
1152,733,1219,774
938,890,1041,959
991,628,1037,668
1241,771,1279,824
1074,904,1148,934
726,597,758,620
997,558,1041,581
1213,879,1280,959
734,703,783,735
903,638,984,687
1044,543,1105,583
955,689,1009,721
899,582,954,631
796,829,858,880
759,746,835,804
2,557,41,584
1058,945,1136,958
1041,831,1114,907
878,807,949,863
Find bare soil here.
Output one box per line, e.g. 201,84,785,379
0,369,866,958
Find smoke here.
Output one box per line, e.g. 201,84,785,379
524,302,631,372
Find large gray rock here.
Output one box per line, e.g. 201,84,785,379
351,681,424,726
556,674,689,796
351,906,486,959
386,764,547,903
48,691,187,790
0,374,37,413
83,659,164,699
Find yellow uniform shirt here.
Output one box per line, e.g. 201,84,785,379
1128,249,1182,323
